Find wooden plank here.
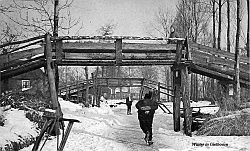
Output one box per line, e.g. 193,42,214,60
191,50,249,73
64,53,175,60
193,59,250,78
196,63,249,81
63,42,176,53
1,60,45,80
192,55,249,74
1,55,44,71
9,40,43,53
190,64,234,80
65,53,114,60
190,64,250,87
0,47,44,65
58,60,176,66
190,42,250,64
0,35,44,48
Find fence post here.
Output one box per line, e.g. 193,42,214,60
172,41,182,132
158,82,161,102
85,67,89,107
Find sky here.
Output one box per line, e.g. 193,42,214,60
67,0,177,37
64,0,248,47
0,0,248,47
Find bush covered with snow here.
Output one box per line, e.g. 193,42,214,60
0,92,51,110
0,93,52,130
196,109,250,136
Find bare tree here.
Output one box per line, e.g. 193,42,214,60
217,0,222,50
150,7,175,38
247,0,250,57
174,0,212,43
212,0,217,48
234,0,241,104
1,0,81,36
97,20,117,36
227,0,231,52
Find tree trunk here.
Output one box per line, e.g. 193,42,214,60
218,0,222,50
212,0,216,48
234,0,241,105
227,0,231,53
247,0,250,57
211,0,216,97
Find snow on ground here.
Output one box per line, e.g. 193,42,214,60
0,109,38,148
20,99,250,151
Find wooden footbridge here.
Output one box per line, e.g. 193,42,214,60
0,34,249,137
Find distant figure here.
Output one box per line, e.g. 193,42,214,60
135,92,158,145
126,96,132,115
168,25,179,44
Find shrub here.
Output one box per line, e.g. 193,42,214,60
196,111,250,136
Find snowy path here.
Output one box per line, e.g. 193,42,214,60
21,101,250,151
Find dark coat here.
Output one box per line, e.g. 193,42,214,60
135,99,158,118
126,97,132,106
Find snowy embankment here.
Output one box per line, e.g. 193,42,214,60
0,109,38,150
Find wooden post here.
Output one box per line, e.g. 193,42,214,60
65,66,69,100
0,68,1,96
55,40,62,93
115,38,122,99
95,67,100,107
119,79,122,99
181,66,192,136
158,82,161,102
172,70,181,132
85,67,89,107
91,73,97,106
76,71,79,103
172,41,183,132
115,38,122,66
45,33,61,117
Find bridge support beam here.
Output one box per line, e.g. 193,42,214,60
84,67,90,107
0,71,1,96
45,33,62,117
181,66,192,136
172,69,181,132
172,40,192,136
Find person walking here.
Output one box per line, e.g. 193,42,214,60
126,96,132,115
135,92,158,145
